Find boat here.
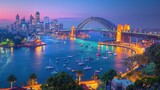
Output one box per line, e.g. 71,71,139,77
56,61,58,64
96,53,100,56
102,56,108,59
75,60,80,63
80,44,83,47
95,70,101,73
83,66,92,70
51,71,58,74
100,68,103,71
45,58,54,69
78,62,84,66
114,53,117,56
107,51,112,54
51,64,58,74
67,67,71,70
78,57,84,66
68,56,73,58
63,64,66,67
71,69,77,72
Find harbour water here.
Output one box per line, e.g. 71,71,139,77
0,32,135,88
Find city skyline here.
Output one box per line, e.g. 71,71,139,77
0,0,160,28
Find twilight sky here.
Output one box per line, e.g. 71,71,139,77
0,0,160,28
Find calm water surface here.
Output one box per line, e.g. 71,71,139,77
0,32,135,88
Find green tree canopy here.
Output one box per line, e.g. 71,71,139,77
41,71,83,90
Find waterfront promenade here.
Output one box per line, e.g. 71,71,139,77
98,42,145,54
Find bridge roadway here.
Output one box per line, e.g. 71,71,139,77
59,29,160,39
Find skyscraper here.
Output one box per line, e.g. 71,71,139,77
16,14,20,23
30,15,34,24
44,16,50,31
35,11,40,24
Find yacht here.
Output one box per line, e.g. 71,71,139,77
71,69,77,72
83,66,92,70
51,71,58,74
102,56,108,59
78,62,84,66
45,58,54,70
95,70,101,73
96,53,100,56
75,60,80,63
67,67,72,70
68,56,73,58
56,61,58,64
78,57,84,66
107,51,112,54
51,64,58,74
63,64,66,67
100,68,103,71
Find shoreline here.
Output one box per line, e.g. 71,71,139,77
0,42,46,48
98,42,144,54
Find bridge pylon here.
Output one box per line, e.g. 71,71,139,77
116,24,123,42
70,26,76,40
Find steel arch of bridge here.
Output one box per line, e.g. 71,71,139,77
76,17,117,31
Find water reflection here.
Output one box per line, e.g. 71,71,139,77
0,47,11,74
115,47,123,72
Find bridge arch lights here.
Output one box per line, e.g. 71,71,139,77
76,17,117,31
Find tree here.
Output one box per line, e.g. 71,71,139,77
41,71,83,90
126,84,135,90
144,43,160,76
7,74,17,88
101,69,117,89
76,70,84,84
144,43,160,62
28,73,37,86
125,54,148,70
134,79,144,89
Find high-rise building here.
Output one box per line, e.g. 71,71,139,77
16,14,20,23
21,17,26,30
35,12,40,24
58,23,63,31
30,15,34,24
44,16,50,31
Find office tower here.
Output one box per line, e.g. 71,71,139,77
21,17,26,30
30,15,34,24
44,16,50,31
16,14,20,23
35,11,40,24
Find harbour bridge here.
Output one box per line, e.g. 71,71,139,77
62,17,160,42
